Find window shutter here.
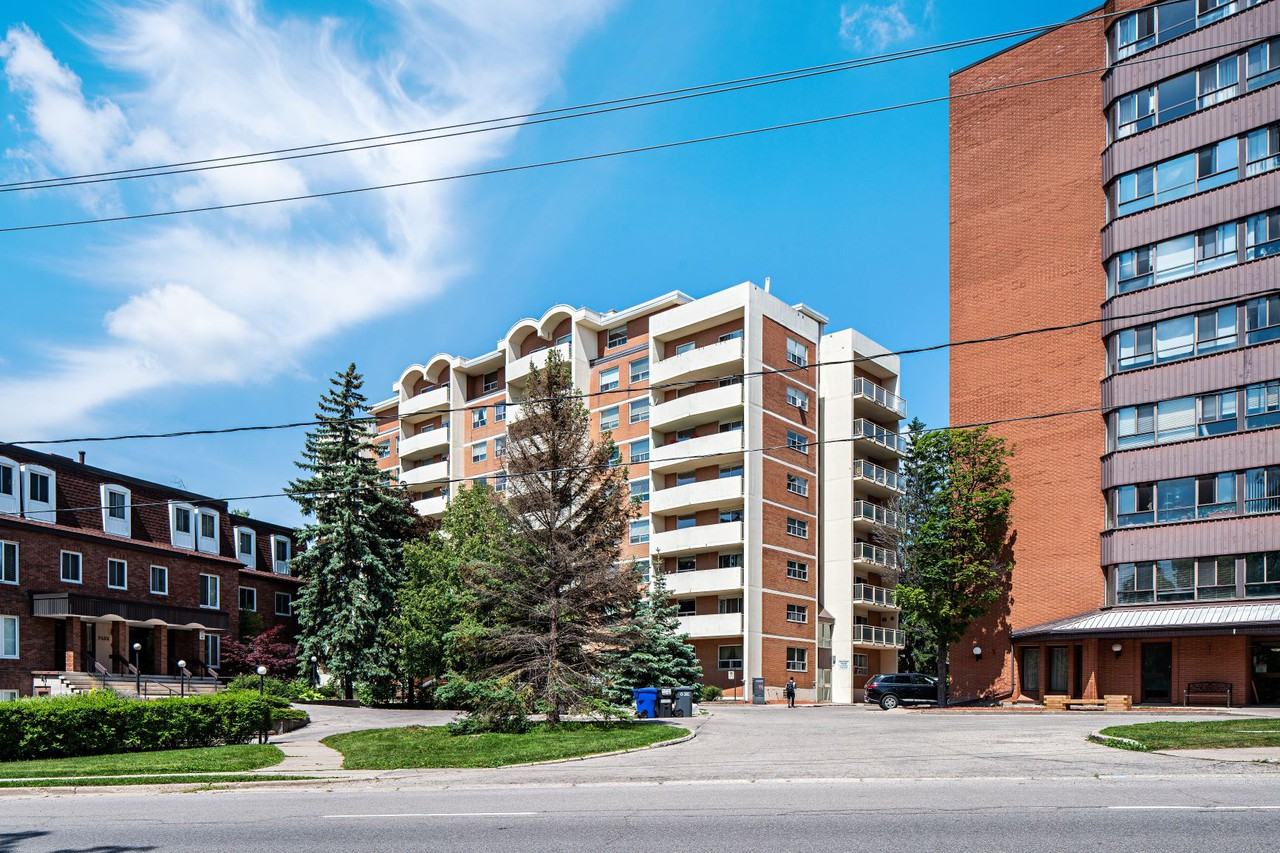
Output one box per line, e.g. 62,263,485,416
1156,397,1195,439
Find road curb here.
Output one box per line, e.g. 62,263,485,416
1087,731,1148,751
501,722,697,768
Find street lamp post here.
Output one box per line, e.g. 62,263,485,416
309,655,318,688
256,665,270,745
132,642,142,695
177,659,187,698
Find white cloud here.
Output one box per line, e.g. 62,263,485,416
838,1,935,53
0,0,612,435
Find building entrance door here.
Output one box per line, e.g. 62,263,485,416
1252,642,1280,705
1141,642,1173,704
1048,647,1069,694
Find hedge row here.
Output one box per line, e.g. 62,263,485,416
0,691,274,762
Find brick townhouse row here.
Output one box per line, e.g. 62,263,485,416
0,444,300,698
950,0,1280,705
371,281,907,703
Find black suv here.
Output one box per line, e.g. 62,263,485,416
864,673,939,710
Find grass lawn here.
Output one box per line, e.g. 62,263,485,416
324,721,684,769
0,774,309,789
1096,719,1280,751
0,744,284,779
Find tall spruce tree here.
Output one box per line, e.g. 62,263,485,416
603,569,703,705
287,363,416,700
462,348,639,725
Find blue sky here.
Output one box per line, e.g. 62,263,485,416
0,0,1086,525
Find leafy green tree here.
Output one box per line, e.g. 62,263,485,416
287,363,417,700
462,348,638,725
893,420,1014,706
603,569,703,705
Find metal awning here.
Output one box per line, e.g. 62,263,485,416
1014,603,1280,640
31,593,229,631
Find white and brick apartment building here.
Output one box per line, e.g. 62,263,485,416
373,281,905,703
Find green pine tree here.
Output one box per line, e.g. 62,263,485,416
603,569,703,705
287,363,416,701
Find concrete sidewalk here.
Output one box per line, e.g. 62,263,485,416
261,704,458,773
1159,747,1280,763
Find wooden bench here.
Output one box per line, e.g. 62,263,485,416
1044,694,1132,712
1184,681,1233,707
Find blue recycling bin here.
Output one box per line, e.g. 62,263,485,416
633,687,660,719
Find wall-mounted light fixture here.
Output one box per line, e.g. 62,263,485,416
1112,642,1123,659
972,645,983,662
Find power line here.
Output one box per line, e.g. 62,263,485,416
0,0,1196,194
5,285,1271,447
0,34,1265,234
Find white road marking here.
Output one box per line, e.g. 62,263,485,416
323,812,538,819
1108,806,1280,811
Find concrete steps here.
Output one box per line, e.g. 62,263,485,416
43,671,222,699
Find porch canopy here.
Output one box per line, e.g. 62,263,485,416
31,592,229,631
1015,603,1280,641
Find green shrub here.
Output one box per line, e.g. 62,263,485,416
225,674,301,701
698,684,723,703
435,677,531,735
272,707,310,723
0,691,274,762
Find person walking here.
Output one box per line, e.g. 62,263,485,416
785,677,797,708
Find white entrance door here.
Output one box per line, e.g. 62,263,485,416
93,624,113,670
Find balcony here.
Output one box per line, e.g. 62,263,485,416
853,501,902,533
853,542,899,573
650,383,744,431
649,429,745,474
852,418,908,461
852,624,905,649
852,378,906,420
411,494,448,518
650,337,744,386
852,583,898,612
852,459,903,498
508,343,570,385
651,520,744,558
650,475,744,515
400,459,450,491
399,425,449,462
676,611,744,639
401,385,450,422
664,565,744,597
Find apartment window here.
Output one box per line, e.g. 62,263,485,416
1246,295,1280,343
676,428,696,442
481,371,499,394
150,565,168,596
607,325,628,348
1157,478,1196,522
272,535,291,574
1116,308,1236,371
676,471,697,487
60,551,81,584
196,508,219,555
0,459,13,501
101,485,130,537
1199,390,1239,436
199,574,220,609
675,341,696,355
1197,556,1237,600
608,446,622,467
275,592,293,616
786,387,809,411
0,690,16,701
630,358,649,383
1197,55,1240,108
494,436,506,458
786,517,809,538
1198,472,1237,518
785,337,808,367
786,430,809,453
719,464,743,479
1246,381,1280,429
719,420,743,433
676,599,696,617
472,442,488,463
786,473,809,497
719,329,744,342
204,634,220,669
786,559,809,581
629,399,650,424
1157,558,1197,602
1115,139,1239,217
1116,562,1155,604
718,644,743,670
630,478,650,503
1112,5,1156,60
719,597,743,615
1247,37,1280,90
1116,404,1156,449
600,406,620,431
1115,484,1155,526
1114,86,1155,137
0,542,17,585
239,586,257,612
676,515,697,530
495,402,507,422
629,519,649,544
1156,397,1197,443
1247,209,1280,260
719,509,743,524
27,470,50,505
719,375,743,387
1245,466,1280,514
630,439,650,463
599,367,620,392
235,527,256,569
1247,125,1280,176
634,559,651,583
718,553,743,569
786,603,808,623
786,647,808,672
676,556,696,573
1246,552,1280,597
1114,246,1153,294
495,474,508,493
375,440,390,459
107,558,127,590
472,407,487,428
0,616,17,659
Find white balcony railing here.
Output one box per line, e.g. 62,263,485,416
677,611,745,639
649,475,744,515
650,337,745,385
852,419,908,456
401,385,450,420
852,459,904,494
400,459,450,490
508,342,571,384
853,542,900,572
650,383,744,431
852,582,898,610
852,624,906,649
853,501,902,531
398,425,449,461
648,429,745,473
411,494,449,518
852,377,907,418
651,520,744,557
664,566,744,597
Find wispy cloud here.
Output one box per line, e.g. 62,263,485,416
838,1,935,53
0,0,612,435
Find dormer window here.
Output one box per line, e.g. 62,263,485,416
20,464,55,521
197,508,219,555
0,457,18,516
272,535,291,575
169,502,196,550
235,527,256,569
100,485,131,538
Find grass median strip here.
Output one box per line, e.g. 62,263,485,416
1094,719,1280,751
0,773,310,789
0,744,284,779
323,722,684,769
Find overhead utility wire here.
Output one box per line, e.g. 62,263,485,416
5,285,1270,448
0,0,1197,193
7,403,1107,519
0,33,1264,234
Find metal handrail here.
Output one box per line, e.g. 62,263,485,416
852,582,897,608
855,542,900,570
852,419,909,454
854,501,903,531
852,624,906,648
852,377,907,416
852,459,903,492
